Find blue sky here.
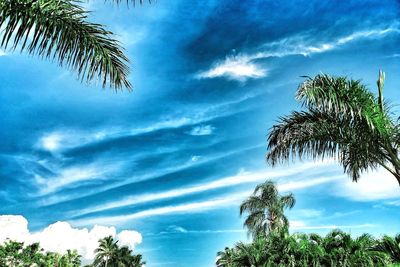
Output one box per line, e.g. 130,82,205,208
1,0,400,266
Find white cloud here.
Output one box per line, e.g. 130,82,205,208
191,155,201,162
156,226,245,235
162,225,189,234
333,168,400,201
385,199,400,206
188,124,215,135
292,209,324,218
72,161,337,218
290,220,375,230
72,195,243,226
39,133,63,152
198,25,399,81
35,163,120,195
197,54,267,81
0,215,142,261
0,49,7,56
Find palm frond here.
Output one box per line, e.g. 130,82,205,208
0,0,131,90
281,193,296,209
296,74,392,135
267,109,387,181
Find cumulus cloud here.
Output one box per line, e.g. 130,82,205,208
333,168,400,201
0,215,142,261
188,124,215,136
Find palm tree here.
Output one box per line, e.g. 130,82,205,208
63,249,81,267
216,247,238,267
239,180,295,238
374,234,400,264
93,236,119,267
130,254,146,267
267,71,400,186
0,0,148,90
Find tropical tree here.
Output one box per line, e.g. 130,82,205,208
216,247,238,267
267,71,400,186
93,236,120,267
239,180,295,238
0,0,148,90
130,254,146,267
93,235,145,267
374,234,400,263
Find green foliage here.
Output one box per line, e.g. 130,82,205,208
0,0,140,90
93,235,145,267
217,180,400,267
266,71,400,185
217,230,396,267
0,236,145,267
240,180,295,238
0,239,81,266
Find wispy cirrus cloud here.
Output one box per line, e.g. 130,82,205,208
71,161,338,218
71,195,243,226
290,220,375,230
34,162,121,195
154,225,245,236
197,24,400,81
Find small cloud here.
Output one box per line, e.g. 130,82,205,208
188,125,215,136
0,215,142,261
385,53,400,58
191,155,200,162
0,50,7,56
164,225,188,234
385,199,400,206
197,54,267,81
39,133,63,152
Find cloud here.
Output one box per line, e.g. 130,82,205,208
188,124,215,135
71,161,338,218
291,209,324,218
72,195,243,226
198,25,399,81
162,225,189,234
39,143,265,207
333,168,400,201
0,50,7,56
290,220,375,230
384,199,400,206
39,133,64,152
155,225,245,236
196,54,267,81
35,163,120,195
0,215,142,261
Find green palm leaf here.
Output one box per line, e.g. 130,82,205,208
0,0,132,90
267,72,400,185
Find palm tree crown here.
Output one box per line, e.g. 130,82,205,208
239,180,295,238
267,71,400,186
0,0,149,90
